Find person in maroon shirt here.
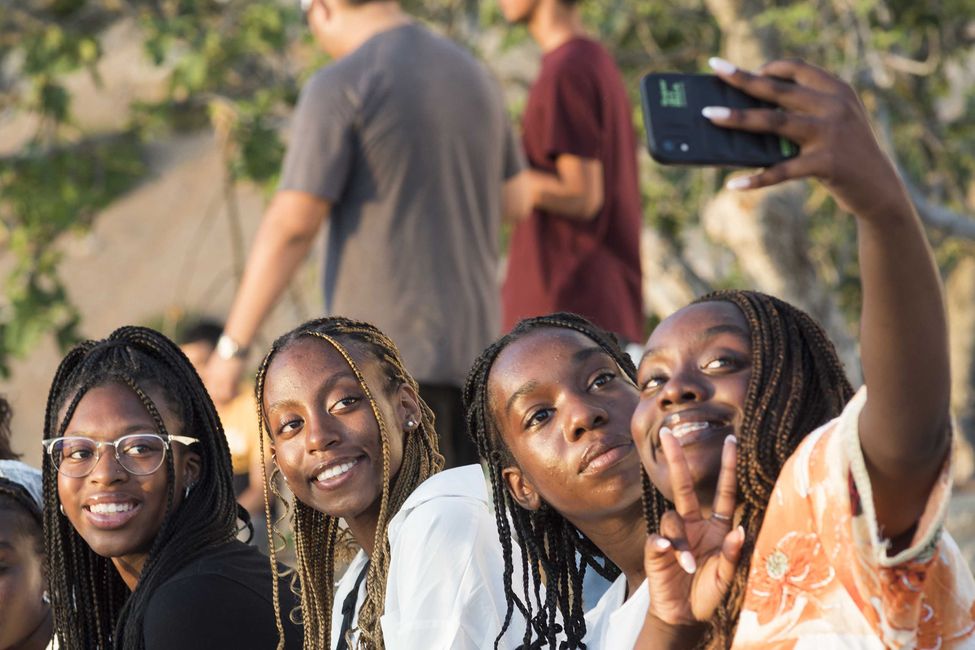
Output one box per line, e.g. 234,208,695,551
499,0,644,344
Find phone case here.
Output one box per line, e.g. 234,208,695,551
640,72,799,167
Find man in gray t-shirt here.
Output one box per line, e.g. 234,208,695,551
204,0,525,467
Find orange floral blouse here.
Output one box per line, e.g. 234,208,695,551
733,388,975,649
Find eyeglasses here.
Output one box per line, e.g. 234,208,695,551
42,434,200,478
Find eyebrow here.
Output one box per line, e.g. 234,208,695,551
641,323,750,363
63,423,159,439
503,346,609,416
572,346,608,365
505,380,539,417
266,370,360,413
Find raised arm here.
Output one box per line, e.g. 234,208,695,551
706,58,950,540
203,190,329,404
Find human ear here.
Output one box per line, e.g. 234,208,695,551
394,384,422,432
502,466,542,511
181,450,202,488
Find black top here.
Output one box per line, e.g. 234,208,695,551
142,540,302,649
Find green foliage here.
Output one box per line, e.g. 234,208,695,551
0,0,973,376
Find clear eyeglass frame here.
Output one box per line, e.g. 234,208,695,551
41,433,200,478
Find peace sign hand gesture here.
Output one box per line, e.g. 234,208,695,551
643,432,744,628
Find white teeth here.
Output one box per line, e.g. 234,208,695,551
316,459,358,482
671,422,711,438
89,502,135,514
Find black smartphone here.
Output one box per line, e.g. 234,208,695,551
639,72,798,167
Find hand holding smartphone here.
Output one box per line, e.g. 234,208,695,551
640,72,799,167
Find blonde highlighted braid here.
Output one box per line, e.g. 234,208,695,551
255,317,444,650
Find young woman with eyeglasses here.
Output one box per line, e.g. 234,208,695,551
41,326,302,650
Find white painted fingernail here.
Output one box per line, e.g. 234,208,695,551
702,106,731,120
654,537,672,550
678,551,698,574
659,427,673,439
726,176,753,191
725,434,737,445
709,57,737,75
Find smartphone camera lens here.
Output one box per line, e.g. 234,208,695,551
680,143,690,152
663,139,675,152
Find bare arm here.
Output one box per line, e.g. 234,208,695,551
526,154,604,221
501,171,531,224
709,58,950,539
203,190,330,404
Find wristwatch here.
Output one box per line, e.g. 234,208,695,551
215,333,249,361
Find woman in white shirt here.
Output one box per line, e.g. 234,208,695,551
255,317,523,650
462,312,670,649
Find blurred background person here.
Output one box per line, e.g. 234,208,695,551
498,0,644,349
178,318,272,553
202,0,527,470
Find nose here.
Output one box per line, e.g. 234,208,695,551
304,413,342,453
87,443,127,484
658,366,709,409
563,394,608,442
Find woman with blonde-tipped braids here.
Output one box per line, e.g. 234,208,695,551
255,316,525,650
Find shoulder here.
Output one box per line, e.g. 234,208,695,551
544,37,609,73
143,543,297,647
583,574,628,645
147,541,277,607
393,467,493,545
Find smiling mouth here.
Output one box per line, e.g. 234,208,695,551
660,421,729,448
87,502,136,515
82,501,141,529
315,458,359,482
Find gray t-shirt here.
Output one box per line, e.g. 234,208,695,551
280,23,522,386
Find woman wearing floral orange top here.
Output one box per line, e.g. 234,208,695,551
630,58,975,649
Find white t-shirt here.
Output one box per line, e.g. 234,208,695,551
583,574,649,649
331,465,526,649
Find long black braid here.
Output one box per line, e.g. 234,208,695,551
463,312,669,650
42,326,240,650
639,290,854,648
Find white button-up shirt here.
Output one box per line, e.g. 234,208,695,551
330,465,527,649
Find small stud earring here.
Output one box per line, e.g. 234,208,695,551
59,504,65,516
184,483,194,499
405,417,417,431
42,591,51,605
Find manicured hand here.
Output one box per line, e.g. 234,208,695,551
643,432,744,625
704,57,905,223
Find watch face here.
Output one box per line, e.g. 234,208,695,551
216,335,240,360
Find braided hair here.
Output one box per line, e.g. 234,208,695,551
254,316,444,650
640,290,853,648
42,326,239,650
463,313,669,650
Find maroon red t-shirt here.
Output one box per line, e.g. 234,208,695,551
502,37,644,343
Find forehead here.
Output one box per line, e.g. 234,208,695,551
61,382,175,436
488,328,609,398
646,301,749,350
264,335,380,398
